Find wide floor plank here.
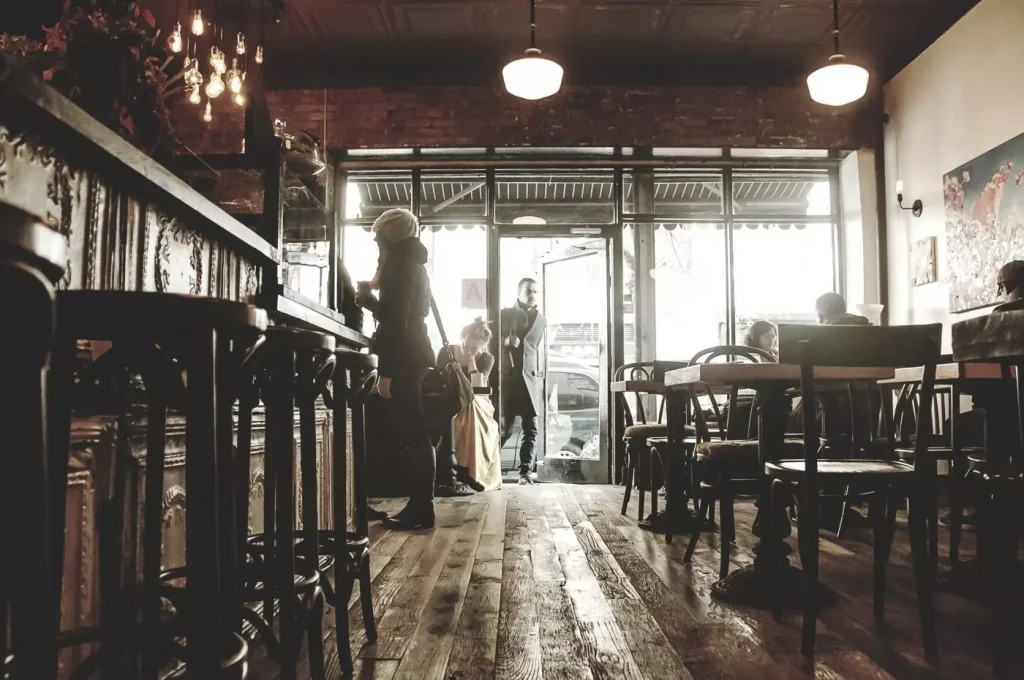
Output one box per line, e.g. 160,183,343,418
246,484,1012,679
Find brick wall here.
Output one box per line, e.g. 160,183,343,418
174,83,879,154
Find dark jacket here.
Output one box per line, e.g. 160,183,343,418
824,312,871,326
500,303,546,418
368,238,434,378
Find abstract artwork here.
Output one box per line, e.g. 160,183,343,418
943,129,1024,312
911,236,936,286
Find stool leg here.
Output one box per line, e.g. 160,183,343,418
185,329,223,676
270,348,298,680
46,337,76,678
4,364,53,680
141,370,167,680
216,334,240,633
351,387,370,538
300,388,321,568
331,370,352,662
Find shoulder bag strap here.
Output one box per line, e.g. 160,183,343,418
430,294,457,366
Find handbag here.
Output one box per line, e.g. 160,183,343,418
422,294,472,422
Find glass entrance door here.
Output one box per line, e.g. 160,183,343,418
496,234,611,484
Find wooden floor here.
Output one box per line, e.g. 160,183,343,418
250,484,1016,679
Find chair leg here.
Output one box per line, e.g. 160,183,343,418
836,484,852,539
927,484,940,578
621,454,634,516
684,494,707,562
359,555,377,643
800,484,820,657
719,480,735,581
637,450,647,524
949,457,965,564
908,489,938,660
650,450,660,520
871,489,896,626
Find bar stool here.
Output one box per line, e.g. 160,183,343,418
0,203,66,680
314,349,379,676
48,291,267,679
241,327,335,680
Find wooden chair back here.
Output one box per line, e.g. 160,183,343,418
613,362,654,427
687,345,775,442
778,323,942,484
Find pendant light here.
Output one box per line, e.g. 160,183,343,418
806,0,869,106
502,0,563,100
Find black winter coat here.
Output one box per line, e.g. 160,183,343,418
368,238,435,378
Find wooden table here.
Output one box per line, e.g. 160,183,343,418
879,362,1010,385
665,363,895,608
610,380,664,394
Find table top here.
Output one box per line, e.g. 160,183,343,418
610,380,665,394
952,311,1024,363
878,362,1010,385
665,363,894,388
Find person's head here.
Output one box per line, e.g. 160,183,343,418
743,320,777,355
461,317,492,355
517,278,538,308
815,292,848,325
997,260,1024,302
371,208,420,244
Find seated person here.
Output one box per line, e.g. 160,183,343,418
442,318,502,492
743,320,778,360
993,260,1024,312
815,292,870,326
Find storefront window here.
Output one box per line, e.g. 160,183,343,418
653,223,728,361
732,223,836,333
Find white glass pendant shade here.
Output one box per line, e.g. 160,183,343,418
807,54,869,107
503,48,563,100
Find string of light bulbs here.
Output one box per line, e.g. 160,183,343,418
167,0,267,123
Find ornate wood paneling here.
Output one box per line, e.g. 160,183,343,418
0,121,260,303
55,404,348,679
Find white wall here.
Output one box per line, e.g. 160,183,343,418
841,150,881,309
883,0,1024,351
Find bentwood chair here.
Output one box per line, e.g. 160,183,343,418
767,323,940,658
673,346,802,570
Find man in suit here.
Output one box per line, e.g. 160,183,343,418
993,260,1024,312
500,278,546,485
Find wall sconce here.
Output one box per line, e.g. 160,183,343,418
895,180,923,217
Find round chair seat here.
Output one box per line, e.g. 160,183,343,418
896,446,986,460
696,439,805,473
766,459,915,483
56,291,268,339
335,349,377,371
628,423,696,442
266,326,336,352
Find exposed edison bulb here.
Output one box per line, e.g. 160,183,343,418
233,92,246,106
188,87,201,105
227,59,243,94
205,73,225,99
236,32,246,55
190,9,204,36
210,46,227,75
168,22,183,53
254,45,264,65
203,100,213,123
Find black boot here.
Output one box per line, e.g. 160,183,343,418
383,500,435,530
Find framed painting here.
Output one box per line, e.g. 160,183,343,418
944,130,1024,312
911,236,936,287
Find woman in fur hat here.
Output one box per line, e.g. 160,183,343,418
356,208,437,528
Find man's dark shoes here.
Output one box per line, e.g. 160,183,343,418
518,474,535,485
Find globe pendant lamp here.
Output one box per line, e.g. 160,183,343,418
503,0,563,100
806,0,869,106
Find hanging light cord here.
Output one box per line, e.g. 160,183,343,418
832,0,841,54
529,0,537,49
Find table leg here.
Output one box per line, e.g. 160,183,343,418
711,385,804,608
660,388,696,535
